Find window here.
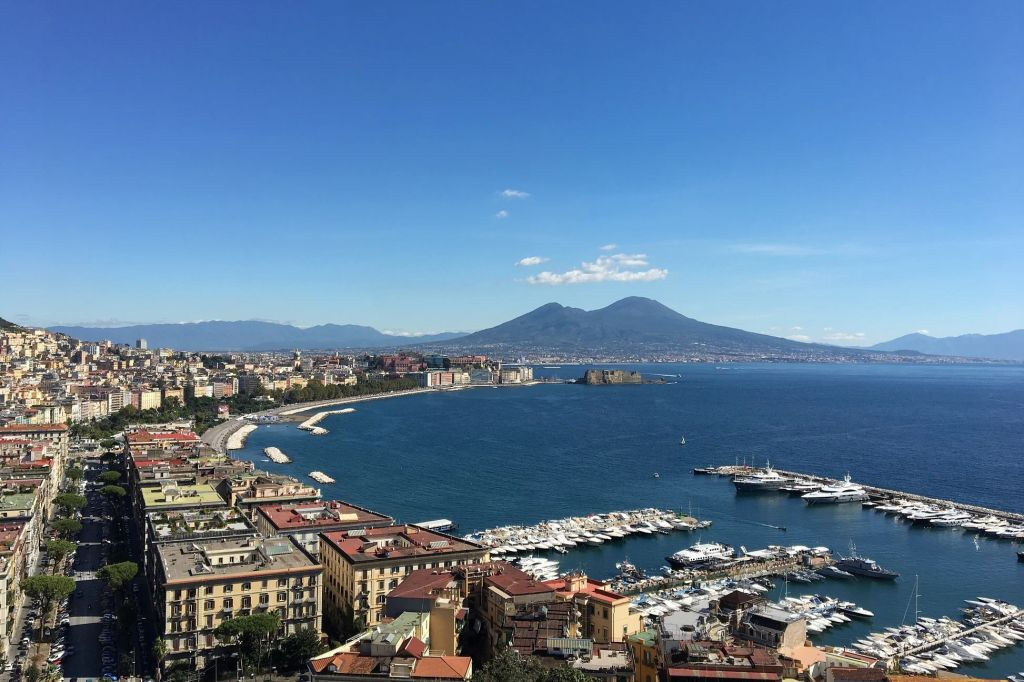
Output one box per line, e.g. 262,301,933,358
260,594,269,605
242,582,251,591
205,600,215,610
278,578,288,587
242,597,251,608
377,581,384,590
223,598,233,608
204,586,213,595
389,580,398,589
224,584,233,593
277,592,286,602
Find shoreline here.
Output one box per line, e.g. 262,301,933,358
225,423,257,450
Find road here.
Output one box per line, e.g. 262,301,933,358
62,462,109,679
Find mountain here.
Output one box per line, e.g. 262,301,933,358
870,330,1024,361
440,297,865,357
0,317,23,332
46,320,465,351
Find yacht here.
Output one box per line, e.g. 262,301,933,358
802,474,869,505
665,542,735,569
733,462,789,492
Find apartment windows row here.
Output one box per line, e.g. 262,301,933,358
170,576,317,600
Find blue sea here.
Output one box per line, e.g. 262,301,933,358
236,363,1024,677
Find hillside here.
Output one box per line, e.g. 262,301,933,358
871,330,1024,361
47,320,464,351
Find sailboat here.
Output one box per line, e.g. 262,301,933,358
679,435,686,446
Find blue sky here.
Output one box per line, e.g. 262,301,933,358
2,2,1022,344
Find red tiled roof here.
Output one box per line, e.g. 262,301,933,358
411,656,471,679
398,637,426,659
543,576,628,604
320,525,485,563
257,500,391,531
125,430,198,443
0,424,68,433
487,565,556,597
388,569,460,600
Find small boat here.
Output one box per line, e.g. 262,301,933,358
680,435,686,446
653,472,660,479
818,565,856,580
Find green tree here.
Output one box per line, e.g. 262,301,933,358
51,518,83,539
53,493,86,515
20,576,75,637
543,668,589,682
97,561,139,592
98,470,122,484
100,484,127,498
99,438,117,450
278,628,325,670
473,649,545,682
215,613,280,675
152,639,168,681
65,465,84,482
45,539,76,564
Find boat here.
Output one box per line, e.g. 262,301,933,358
680,435,686,446
665,542,734,569
692,466,715,475
818,565,855,580
733,462,789,492
801,474,870,505
1018,551,1024,562
653,472,660,479
835,544,899,579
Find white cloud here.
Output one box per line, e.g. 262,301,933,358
599,243,618,251
786,334,812,342
915,329,931,335
791,326,804,331
527,252,668,285
500,189,530,199
495,210,509,219
515,256,549,267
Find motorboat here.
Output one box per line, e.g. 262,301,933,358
802,474,870,505
733,462,790,492
665,542,735,569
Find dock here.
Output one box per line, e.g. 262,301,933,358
698,465,1024,524
263,446,291,463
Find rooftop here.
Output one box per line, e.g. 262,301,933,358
148,507,255,541
321,525,486,564
158,535,319,583
257,500,392,532
0,424,68,433
0,492,37,513
141,482,225,509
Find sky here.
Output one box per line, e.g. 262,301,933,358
2,2,1022,345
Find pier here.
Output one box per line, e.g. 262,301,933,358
298,407,355,433
263,446,291,463
225,424,256,450
897,610,1021,667
700,465,1024,524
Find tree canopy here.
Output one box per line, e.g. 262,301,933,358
65,465,84,482
100,484,127,497
45,539,77,563
473,649,589,682
216,613,281,674
97,561,139,591
53,493,86,514
20,576,75,613
51,518,83,539
278,629,325,670
98,470,122,484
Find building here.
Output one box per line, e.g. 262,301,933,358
319,525,488,635
544,573,642,644
143,506,257,579
308,612,473,682
627,629,663,682
137,338,148,350
583,370,643,385
125,429,200,452
154,536,322,670
131,389,163,410
255,500,393,556
663,641,783,682
217,473,321,519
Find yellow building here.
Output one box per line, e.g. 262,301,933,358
154,536,322,670
319,525,488,635
626,628,662,682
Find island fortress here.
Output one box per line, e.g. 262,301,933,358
583,369,645,385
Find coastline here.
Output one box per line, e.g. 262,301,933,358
225,423,257,450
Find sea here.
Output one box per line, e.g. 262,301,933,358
235,363,1024,677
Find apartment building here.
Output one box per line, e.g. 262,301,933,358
254,500,393,557
319,525,488,635
217,473,320,519
154,536,322,669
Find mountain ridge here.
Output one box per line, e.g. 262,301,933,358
870,329,1024,361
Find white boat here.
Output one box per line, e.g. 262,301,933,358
802,474,869,505
665,542,734,568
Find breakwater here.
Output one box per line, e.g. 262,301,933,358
264,446,291,463
225,424,257,450
298,407,355,433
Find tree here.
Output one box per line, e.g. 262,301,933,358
97,561,138,592
51,518,83,539
473,649,588,682
53,493,86,515
66,465,84,482
45,539,76,564
100,484,127,498
152,639,168,681
278,628,325,670
98,470,122,484
20,576,75,637
216,613,280,675
99,438,117,450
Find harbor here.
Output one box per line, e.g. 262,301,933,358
263,446,291,463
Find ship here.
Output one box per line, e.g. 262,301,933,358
665,541,735,569
733,462,790,492
835,544,899,579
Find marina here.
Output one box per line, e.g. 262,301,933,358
464,507,712,556
263,446,291,463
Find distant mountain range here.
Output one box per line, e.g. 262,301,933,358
436,297,874,358
870,329,1024,361
46,321,464,351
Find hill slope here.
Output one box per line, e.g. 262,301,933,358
443,297,856,356
871,330,1024,361
47,320,464,351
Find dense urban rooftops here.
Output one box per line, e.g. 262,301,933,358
157,535,319,582
320,525,486,564
147,507,255,542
